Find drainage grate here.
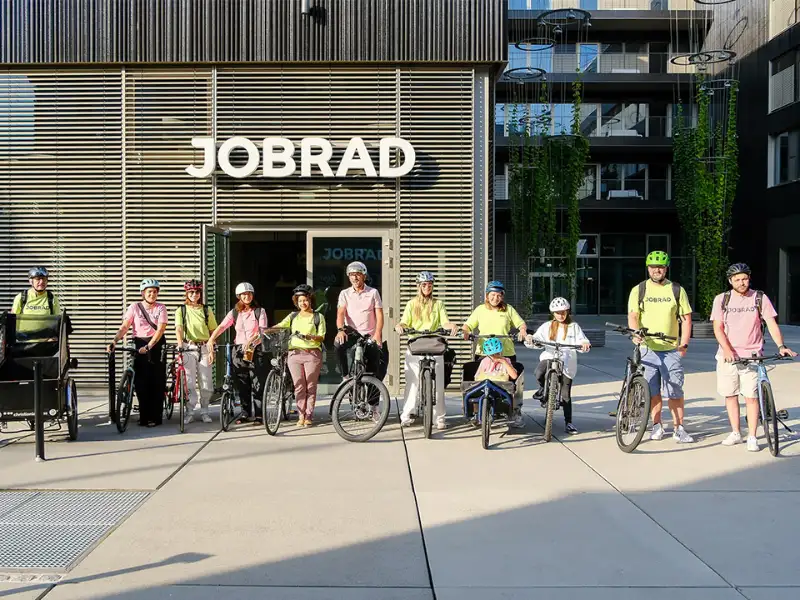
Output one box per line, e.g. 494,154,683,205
0,491,148,571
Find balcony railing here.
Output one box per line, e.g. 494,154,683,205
587,178,670,201
505,52,698,76
496,115,673,138
509,0,696,10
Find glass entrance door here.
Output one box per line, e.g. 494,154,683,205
531,271,571,314
306,231,391,393
202,225,231,383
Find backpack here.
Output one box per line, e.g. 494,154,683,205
721,289,766,334
180,304,210,332
230,306,264,326
18,289,55,315
637,280,684,333
288,310,321,332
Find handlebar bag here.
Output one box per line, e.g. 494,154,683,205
408,336,448,356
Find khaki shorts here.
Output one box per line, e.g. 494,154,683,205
716,359,758,398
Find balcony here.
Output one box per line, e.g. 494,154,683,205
509,0,699,8
504,51,700,76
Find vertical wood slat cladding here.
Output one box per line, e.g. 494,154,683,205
1,0,507,65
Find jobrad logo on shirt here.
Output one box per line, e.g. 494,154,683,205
645,297,674,303
725,306,757,313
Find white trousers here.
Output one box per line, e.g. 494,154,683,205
401,349,446,424
183,344,213,413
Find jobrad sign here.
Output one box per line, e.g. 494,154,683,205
185,136,416,179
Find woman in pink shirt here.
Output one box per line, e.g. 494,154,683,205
207,282,269,424
107,279,168,427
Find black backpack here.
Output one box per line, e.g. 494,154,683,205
721,289,766,333
18,289,55,314
230,306,264,325
288,310,321,332
637,280,684,333
180,303,210,331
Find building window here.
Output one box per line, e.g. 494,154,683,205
769,49,799,112
508,0,551,8
771,130,800,186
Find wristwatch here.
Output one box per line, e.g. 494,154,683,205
779,345,788,351
678,344,689,350
337,327,345,332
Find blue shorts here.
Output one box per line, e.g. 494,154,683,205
640,349,684,399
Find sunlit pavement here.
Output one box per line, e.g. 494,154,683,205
3,325,800,599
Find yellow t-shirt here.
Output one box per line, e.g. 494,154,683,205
465,304,525,357
400,298,450,337
174,305,218,343
275,311,327,350
11,289,60,315
627,280,692,351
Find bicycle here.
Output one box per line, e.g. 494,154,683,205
605,322,675,453
402,328,454,439
262,330,302,436
330,326,391,443
528,339,585,442
216,343,239,432
732,354,794,456
164,344,200,433
110,345,140,434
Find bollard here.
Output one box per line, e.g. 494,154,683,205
108,350,116,422
33,360,45,461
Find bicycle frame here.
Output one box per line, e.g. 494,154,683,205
751,359,793,434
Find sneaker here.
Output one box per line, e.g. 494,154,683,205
509,409,524,429
184,414,194,425
436,420,447,431
650,423,665,441
400,417,414,427
201,413,212,424
304,419,313,428
297,417,306,427
565,423,579,435
746,436,760,452
673,425,694,443
721,431,743,446
533,389,544,401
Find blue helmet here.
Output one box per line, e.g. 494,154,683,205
482,337,504,356
28,267,49,279
485,280,505,294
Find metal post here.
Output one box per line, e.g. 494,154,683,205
108,351,116,421
33,361,45,461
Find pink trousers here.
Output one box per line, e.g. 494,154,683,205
287,349,322,419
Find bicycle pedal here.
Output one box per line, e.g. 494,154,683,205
777,409,789,420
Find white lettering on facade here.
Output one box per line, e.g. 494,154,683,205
321,247,382,261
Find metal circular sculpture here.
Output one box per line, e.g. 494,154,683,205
515,37,557,52
537,8,592,30
669,50,737,67
504,67,547,82
722,17,748,51
692,0,736,5
699,78,738,95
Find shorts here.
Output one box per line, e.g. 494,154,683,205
641,349,684,399
716,359,758,398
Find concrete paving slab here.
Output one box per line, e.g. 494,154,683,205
402,418,726,589
629,491,800,587
0,582,52,599
434,587,742,600
739,588,800,600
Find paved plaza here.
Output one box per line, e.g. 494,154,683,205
2,322,800,599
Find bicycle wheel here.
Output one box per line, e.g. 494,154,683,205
179,371,187,434
65,378,78,441
421,367,434,439
331,375,391,442
616,375,651,453
263,370,283,436
481,393,491,450
543,371,559,442
164,373,175,421
220,392,234,432
761,381,779,457
115,371,134,434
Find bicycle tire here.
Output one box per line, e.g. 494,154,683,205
220,392,234,432
263,370,283,436
179,371,187,434
761,380,779,456
66,378,78,441
116,371,133,434
481,392,491,450
544,371,559,442
164,372,175,421
331,375,391,442
421,367,434,439
616,375,651,453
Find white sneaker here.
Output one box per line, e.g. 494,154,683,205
721,431,743,446
436,420,447,431
509,409,524,429
400,417,414,427
201,413,212,424
673,425,694,443
746,436,760,452
650,423,665,441
184,413,194,425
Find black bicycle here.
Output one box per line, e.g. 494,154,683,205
529,339,584,442
606,323,675,453
262,330,300,436
330,326,391,442
403,328,454,439
216,343,238,432
110,345,140,434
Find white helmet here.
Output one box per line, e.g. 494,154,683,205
235,282,255,296
346,261,368,275
549,297,570,312
139,278,160,292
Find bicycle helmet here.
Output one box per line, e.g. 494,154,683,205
549,297,570,312
645,251,670,267
139,278,160,292
346,261,368,275
482,337,504,356
235,281,255,296
416,271,435,284
292,284,313,297
28,267,49,279
184,279,203,292
726,263,751,279
485,280,505,294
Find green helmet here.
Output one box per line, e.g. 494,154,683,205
646,250,670,267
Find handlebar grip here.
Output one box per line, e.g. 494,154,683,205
604,322,619,328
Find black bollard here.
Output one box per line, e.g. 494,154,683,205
33,360,45,461
108,350,116,422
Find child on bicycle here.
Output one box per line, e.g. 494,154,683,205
475,337,518,382
525,297,590,435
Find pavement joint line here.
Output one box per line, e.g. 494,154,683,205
525,413,750,600
166,584,434,589
397,397,437,600
34,584,56,599
155,428,223,491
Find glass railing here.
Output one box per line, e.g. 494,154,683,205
505,52,698,75
596,179,670,201
496,115,674,138
509,0,696,10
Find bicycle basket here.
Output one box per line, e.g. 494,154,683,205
263,329,291,353
408,336,448,356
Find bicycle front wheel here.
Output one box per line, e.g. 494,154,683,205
421,367,434,439
178,371,187,433
116,371,134,434
220,392,234,432
761,381,779,457
263,370,283,436
616,375,651,453
481,393,491,450
164,375,175,421
543,371,559,442
331,375,391,442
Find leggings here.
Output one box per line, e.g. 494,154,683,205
534,360,573,424
133,337,166,426
287,349,323,419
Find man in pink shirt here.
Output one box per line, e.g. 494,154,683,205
334,261,386,380
711,263,796,452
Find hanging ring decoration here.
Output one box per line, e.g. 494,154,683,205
503,67,547,82
515,37,557,52
537,8,592,29
669,50,737,67
698,78,739,95
693,0,736,5
722,17,748,51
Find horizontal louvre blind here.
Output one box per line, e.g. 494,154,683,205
215,68,398,224
770,66,795,112
399,69,474,384
0,70,123,384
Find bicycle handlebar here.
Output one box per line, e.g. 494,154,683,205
733,354,793,365
467,333,517,340
341,325,377,343
403,328,457,337
605,322,676,342
529,340,586,350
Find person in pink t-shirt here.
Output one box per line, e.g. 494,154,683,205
107,278,168,427
711,263,796,452
207,282,269,424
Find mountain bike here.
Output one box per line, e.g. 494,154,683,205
164,344,200,433
733,354,794,456
528,339,584,442
110,345,140,434
330,326,391,442
403,328,454,439
262,330,301,436
216,343,239,432
605,323,675,453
